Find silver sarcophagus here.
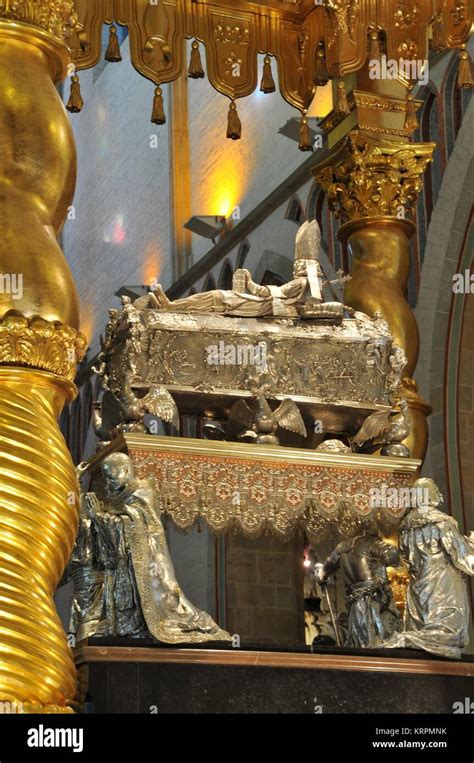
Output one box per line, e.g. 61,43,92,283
98,306,404,438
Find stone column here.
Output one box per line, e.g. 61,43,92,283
0,5,85,712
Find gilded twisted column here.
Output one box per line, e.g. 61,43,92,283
0,3,86,712
315,125,434,462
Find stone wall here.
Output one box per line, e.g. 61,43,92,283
459,292,474,532
225,534,305,645
62,36,172,356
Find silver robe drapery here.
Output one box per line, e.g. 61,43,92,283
67,514,108,642
385,508,474,659
98,483,231,644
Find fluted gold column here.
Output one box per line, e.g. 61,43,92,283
0,4,85,712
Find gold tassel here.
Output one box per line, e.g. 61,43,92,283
151,86,166,125
404,89,419,131
314,44,329,86
298,114,313,152
369,30,380,60
336,80,350,116
458,44,474,89
188,40,205,79
66,75,84,113
105,24,122,63
260,55,276,93
227,100,241,140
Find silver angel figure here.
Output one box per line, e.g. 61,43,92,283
318,532,401,648
384,478,474,659
72,453,231,644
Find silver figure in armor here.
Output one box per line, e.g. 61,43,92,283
68,453,231,644
318,532,401,648
384,478,474,659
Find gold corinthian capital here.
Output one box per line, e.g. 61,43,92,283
0,1,86,712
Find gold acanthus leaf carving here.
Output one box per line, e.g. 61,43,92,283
0,0,78,41
0,313,87,381
315,138,433,222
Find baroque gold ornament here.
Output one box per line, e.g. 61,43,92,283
0,0,78,42
315,133,435,222
66,74,84,113
0,313,86,382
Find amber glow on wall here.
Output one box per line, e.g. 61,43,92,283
79,308,95,346
142,242,162,286
205,162,243,219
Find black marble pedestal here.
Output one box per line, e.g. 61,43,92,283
75,639,474,714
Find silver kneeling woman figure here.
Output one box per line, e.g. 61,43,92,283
384,477,474,659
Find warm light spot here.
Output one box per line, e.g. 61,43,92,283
79,309,94,346
192,125,245,221
205,169,242,220
142,242,162,286
307,81,333,118
216,198,232,217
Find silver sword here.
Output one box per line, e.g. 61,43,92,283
315,563,341,646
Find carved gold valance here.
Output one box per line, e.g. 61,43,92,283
2,2,470,148
66,1,472,111
88,434,421,541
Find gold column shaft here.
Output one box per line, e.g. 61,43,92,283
0,24,79,325
339,217,419,377
0,13,84,712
